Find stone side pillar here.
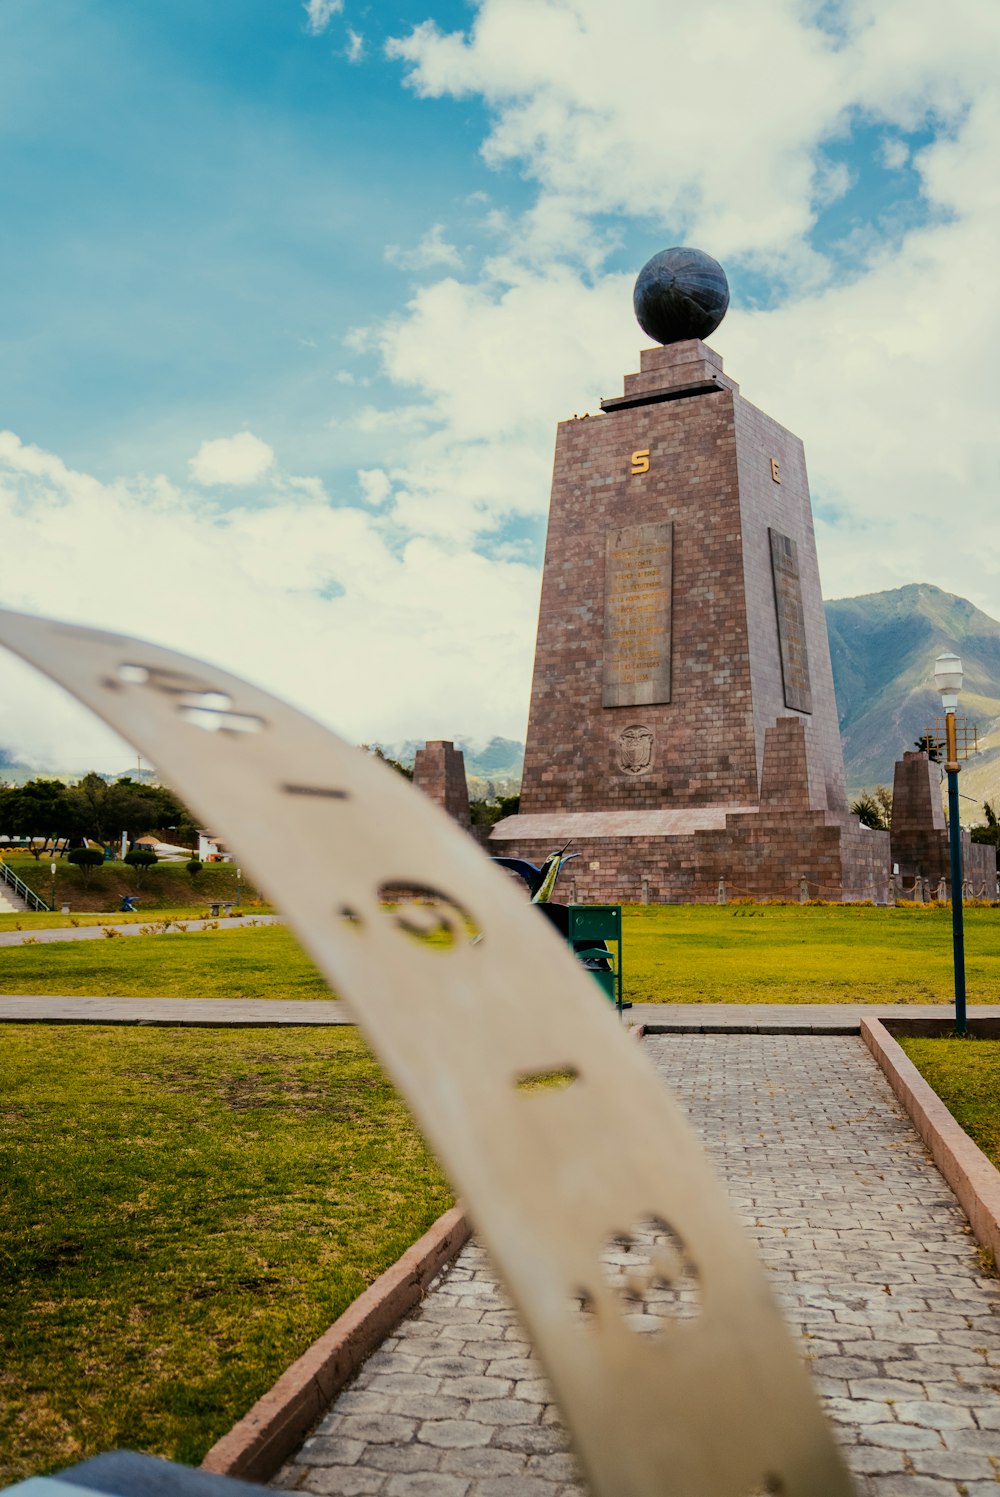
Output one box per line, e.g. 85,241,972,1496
890,751,947,883
412,740,471,829
758,718,813,810
890,750,997,894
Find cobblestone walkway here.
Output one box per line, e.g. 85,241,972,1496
274,1036,1000,1496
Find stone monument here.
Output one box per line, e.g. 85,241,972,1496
491,248,888,901
891,749,996,894
412,739,472,829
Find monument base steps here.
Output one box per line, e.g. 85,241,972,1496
491,810,890,905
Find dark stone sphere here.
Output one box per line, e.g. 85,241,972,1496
633,247,729,345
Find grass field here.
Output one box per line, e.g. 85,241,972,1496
0,926,332,1000
897,1035,1000,1172
4,905,999,1479
0,1025,451,1482
620,902,1000,1004
3,902,1000,1004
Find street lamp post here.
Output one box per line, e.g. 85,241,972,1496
934,652,967,1035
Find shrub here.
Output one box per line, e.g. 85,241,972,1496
970,801,1000,848
186,859,203,877
850,785,892,830
124,848,158,885
470,793,520,827
67,847,105,887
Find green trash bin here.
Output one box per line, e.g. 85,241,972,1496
566,905,626,1012
574,948,618,1004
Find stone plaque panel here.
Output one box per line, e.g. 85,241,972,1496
769,528,812,714
602,522,673,708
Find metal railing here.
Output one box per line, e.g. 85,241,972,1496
0,859,50,912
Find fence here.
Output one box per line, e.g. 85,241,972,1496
0,860,50,912
709,874,999,906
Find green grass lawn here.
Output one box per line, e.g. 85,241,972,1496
3,903,1000,1004
4,906,998,1480
897,1036,1000,1171
623,902,1000,1005
0,926,332,1000
0,1025,452,1482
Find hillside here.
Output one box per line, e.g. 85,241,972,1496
825,584,1000,814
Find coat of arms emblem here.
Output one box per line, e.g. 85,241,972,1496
618,725,653,774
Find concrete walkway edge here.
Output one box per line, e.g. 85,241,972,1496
862,1016,1000,1267
200,1205,470,1483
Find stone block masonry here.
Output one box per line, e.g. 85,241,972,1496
492,339,881,901
516,339,846,818
412,741,471,829
494,715,889,904
890,751,996,893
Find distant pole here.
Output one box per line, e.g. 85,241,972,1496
935,653,967,1035
944,733,966,1035
236,867,242,909
50,860,56,911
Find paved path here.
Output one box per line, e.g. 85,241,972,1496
275,1034,1000,1496
3,998,1000,1031
0,914,282,946
631,1002,1000,1031
0,995,350,1025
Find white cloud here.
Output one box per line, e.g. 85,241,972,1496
0,432,539,769
189,432,275,487
387,3,847,272
303,0,343,37
358,468,392,507
345,27,364,62
359,262,635,543
367,0,1000,612
880,135,910,171
385,224,464,271
387,0,999,276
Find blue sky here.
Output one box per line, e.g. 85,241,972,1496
2,1,507,485
1,0,999,767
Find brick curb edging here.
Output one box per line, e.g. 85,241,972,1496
861,1017,1000,1267
200,1204,470,1483
638,1021,859,1035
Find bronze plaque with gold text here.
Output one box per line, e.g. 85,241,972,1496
602,522,673,708
769,528,813,714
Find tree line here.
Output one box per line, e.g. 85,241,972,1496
0,774,196,857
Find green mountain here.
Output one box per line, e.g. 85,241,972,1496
825,584,1000,809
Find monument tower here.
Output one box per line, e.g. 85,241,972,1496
491,248,887,901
